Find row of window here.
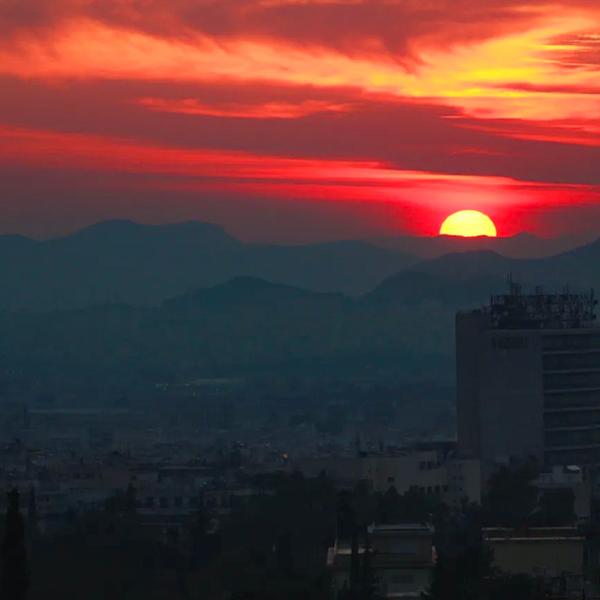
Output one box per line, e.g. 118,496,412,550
407,484,448,495
139,496,200,509
545,428,600,448
418,461,441,471
544,372,600,391
545,388,600,407
544,352,600,371
546,446,600,465
543,334,600,351
545,412,600,429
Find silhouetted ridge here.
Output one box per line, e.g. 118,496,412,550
366,270,504,307
64,219,236,246
164,276,337,310
369,231,596,260
0,235,36,251
0,219,599,311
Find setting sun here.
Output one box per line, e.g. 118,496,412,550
439,210,497,237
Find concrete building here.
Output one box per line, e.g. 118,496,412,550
457,284,600,467
328,523,435,599
535,465,591,522
295,448,481,506
483,526,587,596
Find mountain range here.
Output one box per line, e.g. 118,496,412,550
0,220,416,310
1,219,599,312
1,220,600,387
369,231,597,260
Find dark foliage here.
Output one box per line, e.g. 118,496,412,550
1,489,29,600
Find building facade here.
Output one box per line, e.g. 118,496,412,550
295,448,481,506
328,523,435,599
457,284,600,467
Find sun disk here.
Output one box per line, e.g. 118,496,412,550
439,210,497,237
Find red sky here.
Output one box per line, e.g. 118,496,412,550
1,0,600,241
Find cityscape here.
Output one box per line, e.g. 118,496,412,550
2,251,600,598
2,0,600,598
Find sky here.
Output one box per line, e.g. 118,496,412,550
1,0,600,242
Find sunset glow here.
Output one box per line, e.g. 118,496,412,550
0,1,599,239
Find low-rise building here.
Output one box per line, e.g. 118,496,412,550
295,449,481,506
483,526,585,585
535,465,591,522
328,523,435,599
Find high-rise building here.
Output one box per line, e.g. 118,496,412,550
457,283,600,467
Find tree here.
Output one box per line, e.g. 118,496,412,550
487,573,545,600
428,503,492,600
27,487,38,542
1,489,29,600
275,532,294,576
359,537,381,600
377,487,400,524
534,488,575,526
428,539,493,600
483,464,539,527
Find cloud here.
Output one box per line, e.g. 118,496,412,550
1,123,595,234
0,8,598,124
136,97,354,119
0,1,599,238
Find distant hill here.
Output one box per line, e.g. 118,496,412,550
2,220,597,312
0,220,416,310
365,270,504,306
3,232,600,388
369,232,596,260
411,239,600,292
1,222,599,388
0,276,459,386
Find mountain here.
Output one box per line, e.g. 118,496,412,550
0,276,457,386
163,276,342,309
369,232,597,260
4,229,600,389
0,220,417,310
365,270,504,306
411,238,600,292
3,219,597,312
242,240,412,295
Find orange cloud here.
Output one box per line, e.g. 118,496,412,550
459,118,600,147
136,97,353,119
0,8,598,124
1,1,599,238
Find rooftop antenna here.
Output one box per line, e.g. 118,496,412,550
506,273,521,296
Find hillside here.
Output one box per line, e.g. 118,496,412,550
0,220,416,310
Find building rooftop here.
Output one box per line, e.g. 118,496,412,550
482,526,584,542
486,280,597,330
369,523,433,533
